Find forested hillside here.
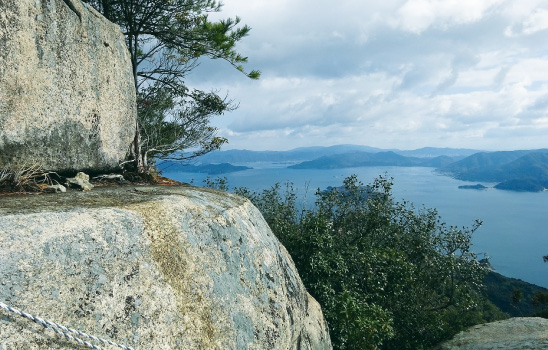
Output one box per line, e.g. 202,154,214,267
439,150,548,191
484,271,548,317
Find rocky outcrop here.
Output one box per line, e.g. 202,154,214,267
0,186,332,349
0,0,136,173
65,171,94,191
437,318,548,350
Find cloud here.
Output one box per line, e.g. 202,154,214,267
504,3,548,36
217,73,400,133
393,0,503,34
433,70,459,94
492,66,510,89
183,0,548,151
522,8,548,34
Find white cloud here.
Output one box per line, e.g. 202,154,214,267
522,8,548,34
394,0,502,33
184,0,548,151
506,59,548,86
491,66,510,89
503,1,548,36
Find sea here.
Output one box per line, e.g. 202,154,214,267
163,163,548,288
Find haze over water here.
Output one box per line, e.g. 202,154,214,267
165,164,548,288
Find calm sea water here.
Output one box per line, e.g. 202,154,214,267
164,164,548,287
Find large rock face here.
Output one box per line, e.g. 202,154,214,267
0,0,136,173
0,186,332,349
437,318,548,350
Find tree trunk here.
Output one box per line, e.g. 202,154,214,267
129,33,146,173
133,122,146,173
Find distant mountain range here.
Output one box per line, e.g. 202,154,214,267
169,145,548,192
287,151,458,169
159,162,252,175
196,145,386,164
196,145,480,164
285,148,548,192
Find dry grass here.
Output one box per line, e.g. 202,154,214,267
0,164,58,193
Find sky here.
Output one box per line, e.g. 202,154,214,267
186,0,548,151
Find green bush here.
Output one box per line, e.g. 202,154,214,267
230,175,498,349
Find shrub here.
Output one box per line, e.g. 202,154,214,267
234,175,494,349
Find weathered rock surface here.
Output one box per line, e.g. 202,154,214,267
43,184,66,193
0,0,136,173
65,171,94,191
0,186,332,349
437,318,548,350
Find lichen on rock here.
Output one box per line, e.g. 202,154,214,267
0,186,332,349
0,0,136,173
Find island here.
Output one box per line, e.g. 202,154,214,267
494,179,546,192
458,184,488,190
439,150,548,192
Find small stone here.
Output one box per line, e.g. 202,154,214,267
44,184,67,193
66,172,94,191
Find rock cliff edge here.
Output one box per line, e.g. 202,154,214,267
0,186,331,349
